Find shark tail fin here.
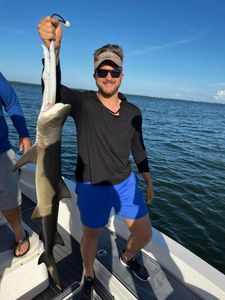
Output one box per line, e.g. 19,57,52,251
58,178,71,200
38,251,62,291
14,145,38,171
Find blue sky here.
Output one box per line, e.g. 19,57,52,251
1,0,225,103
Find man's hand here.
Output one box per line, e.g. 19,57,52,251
141,172,154,204
19,137,31,153
38,16,62,52
145,181,154,204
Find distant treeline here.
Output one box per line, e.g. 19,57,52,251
10,80,190,102
10,81,41,87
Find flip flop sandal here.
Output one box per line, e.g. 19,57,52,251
14,230,30,257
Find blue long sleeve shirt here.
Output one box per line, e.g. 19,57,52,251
0,72,29,154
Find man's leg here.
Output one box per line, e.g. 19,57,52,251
119,214,152,281
79,225,102,299
1,206,29,256
80,225,103,278
76,182,112,298
123,214,152,261
0,149,29,256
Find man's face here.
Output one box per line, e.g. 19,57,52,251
94,62,124,97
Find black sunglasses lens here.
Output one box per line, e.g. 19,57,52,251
96,69,121,78
96,69,108,78
111,70,121,78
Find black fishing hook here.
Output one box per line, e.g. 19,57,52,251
51,13,70,28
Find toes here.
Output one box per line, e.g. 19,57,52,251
15,241,29,256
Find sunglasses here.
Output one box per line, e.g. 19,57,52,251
95,68,122,78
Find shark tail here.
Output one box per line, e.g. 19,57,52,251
14,145,38,171
38,251,62,290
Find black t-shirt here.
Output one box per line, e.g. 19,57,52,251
57,85,150,185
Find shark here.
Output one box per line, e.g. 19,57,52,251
15,41,71,290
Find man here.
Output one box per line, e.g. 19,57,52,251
0,72,31,257
38,16,154,300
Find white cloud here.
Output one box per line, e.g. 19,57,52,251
127,32,207,57
127,39,191,56
214,89,225,101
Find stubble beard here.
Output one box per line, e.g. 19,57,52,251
97,81,121,98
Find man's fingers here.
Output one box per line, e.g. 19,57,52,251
146,188,154,204
51,17,60,27
38,17,56,38
38,23,56,39
19,138,31,153
38,16,62,50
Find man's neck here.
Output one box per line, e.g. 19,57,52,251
97,92,121,114
97,92,119,104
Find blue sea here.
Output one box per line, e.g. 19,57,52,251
7,82,225,275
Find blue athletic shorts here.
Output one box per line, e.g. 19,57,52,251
75,172,148,228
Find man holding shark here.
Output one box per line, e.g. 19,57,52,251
38,16,154,300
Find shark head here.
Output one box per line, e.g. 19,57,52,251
38,103,71,127
36,103,71,146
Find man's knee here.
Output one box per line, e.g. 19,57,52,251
133,217,152,245
82,226,102,242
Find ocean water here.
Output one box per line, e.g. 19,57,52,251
7,82,225,275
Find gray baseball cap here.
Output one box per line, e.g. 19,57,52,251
94,51,122,71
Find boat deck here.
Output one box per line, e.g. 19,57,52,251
1,193,205,299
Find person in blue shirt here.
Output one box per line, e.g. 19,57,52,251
0,72,31,257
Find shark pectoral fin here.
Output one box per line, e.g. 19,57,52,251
55,231,64,246
58,178,71,200
14,145,38,171
31,206,42,219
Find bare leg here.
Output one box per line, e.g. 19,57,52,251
1,206,28,256
80,225,103,278
123,214,152,261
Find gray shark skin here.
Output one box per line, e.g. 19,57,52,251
14,41,71,290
